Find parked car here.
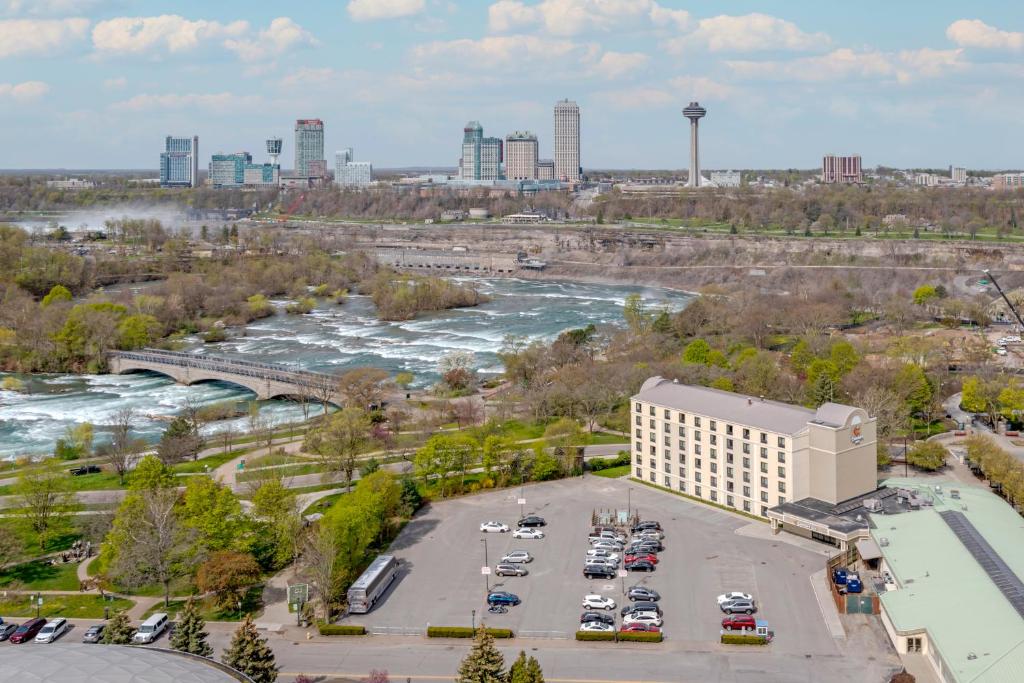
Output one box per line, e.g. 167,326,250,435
634,529,664,540
0,623,17,641
579,621,615,633
624,553,658,565
631,520,662,532
586,548,619,561
580,611,615,626
623,613,663,628
622,601,663,616
34,618,68,644
628,586,661,602
495,563,528,577
590,540,624,551
625,559,656,572
620,622,660,633
628,540,663,552
480,521,510,533
9,617,46,644
720,598,757,615
501,550,533,564
81,623,105,643
133,613,169,644
722,615,757,631
583,564,616,580
69,465,101,476
716,592,753,605
585,556,618,568
512,527,545,539
487,591,520,606
517,516,546,527
846,573,863,593
832,567,848,585
582,594,616,611
588,530,625,544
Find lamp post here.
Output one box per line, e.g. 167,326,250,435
472,609,476,632
481,538,490,592
904,436,909,478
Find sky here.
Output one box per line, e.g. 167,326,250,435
1,0,1023,171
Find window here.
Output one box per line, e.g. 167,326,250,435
695,472,702,483
649,406,655,416
695,485,702,496
649,472,656,482
742,428,750,440
679,412,686,423
678,466,686,477
760,447,768,458
664,475,671,486
710,420,717,431
726,453,734,464
761,491,768,502
649,459,656,469
694,416,702,427
710,490,718,502
742,443,751,454
695,458,702,469
760,506,768,517
679,481,686,493
663,462,671,473
678,425,686,437
649,419,655,429
695,444,702,456
635,428,641,438
664,435,671,447
635,452,641,464
636,467,642,477
710,462,718,474
664,408,671,419
663,421,672,433
635,402,641,413
694,430,702,442
726,466,734,478
743,457,750,468
726,481,734,492
650,432,655,442
760,476,768,488
907,638,922,653
778,482,787,493
710,434,717,445
726,495,734,507
679,452,686,464
778,452,786,463
726,424,734,435
743,485,751,497
711,476,718,487
649,445,656,456
635,415,641,426
760,462,768,474
778,496,786,504
778,466,786,478
710,447,717,459
743,472,750,483
777,436,786,448
760,433,768,444
743,501,751,512
726,438,733,450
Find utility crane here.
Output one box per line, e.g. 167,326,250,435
277,192,306,223
983,269,1024,329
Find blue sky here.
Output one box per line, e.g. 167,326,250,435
1,0,1022,170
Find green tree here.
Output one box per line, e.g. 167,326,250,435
623,293,650,334
306,407,372,491
912,285,939,306
157,414,203,465
250,478,301,570
129,455,176,491
651,310,672,334
829,341,860,376
894,364,933,414
507,650,545,683
530,450,561,481
222,615,278,683
907,441,947,471
706,349,729,368
101,611,136,644
709,376,734,392
806,359,841,405
999,379,1024,422
14,462,77,550
40,284,72,308
170,597,213,657
117,314,161,349
180,476,246,556
482,434,518,479
543,418,585,472
682,339,711,365
413,433,480,497
456,626,506,683
394,372,414,391
790,339,815,374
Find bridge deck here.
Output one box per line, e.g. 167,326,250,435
110,349,337,388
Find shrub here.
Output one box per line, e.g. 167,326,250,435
317,624,366,636
721,633,768,645
575,631,616,641
427,626,513,639
588,452,630,472
616,631,663,643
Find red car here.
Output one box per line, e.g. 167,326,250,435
8,617,46,644
620,622,661,633
624,553,659,565
722,615,756,631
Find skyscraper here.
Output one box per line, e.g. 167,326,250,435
553,99,580,182
505,131,538,181
682,102,706,188
335,148,373,186
209,152,252,188
459,121,503,181
294,119,324,177
822,155,863,184
159,135,198,188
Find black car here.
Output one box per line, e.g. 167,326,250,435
517,516,547,527
583,564,616,580
625,559,655,572
580,611,615,626
621,601,663,617
0,623,17,641
628,540,663,552
628,586,661,602
631,520,662,533
82,624,105,643
69,464,101,476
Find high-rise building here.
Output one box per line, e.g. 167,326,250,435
553,99,580,182
950,166,967,184
682,102,706,188
994,173,1024,190
822,155,863,184
335,148,373,187
160,135,198,188
294,119,325,177
459,121,503,181
505,131,539,181
209,152,252,187
537,160,555,181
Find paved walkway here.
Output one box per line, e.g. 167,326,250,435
809,569,846,640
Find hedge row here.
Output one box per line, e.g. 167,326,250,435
317,624,367,636
427,626,514,639
575,631,663,643
721,633,768,645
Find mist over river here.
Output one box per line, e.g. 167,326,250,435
0,278,690,458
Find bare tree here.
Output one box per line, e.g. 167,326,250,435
105,407,139,484
14,462,77,550
302,523,342,622
308,373,338,417
111,488,190,607
451,398,483,429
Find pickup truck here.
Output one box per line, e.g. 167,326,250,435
69,465,102,476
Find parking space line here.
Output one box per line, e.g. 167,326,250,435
281,673,674,683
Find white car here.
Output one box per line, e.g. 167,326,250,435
579,621,615,632
590,540,624,551
586,549,619,561
717,592,754,605
623,613,663,628
502,550,533,564
585,556,618,567
582,594,616,611
513,527,545,539
34,618,68,643
480,521,510,533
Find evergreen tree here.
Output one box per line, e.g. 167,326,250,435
456,627,505,683
222,615,278,683
101,611,136,644
524,655,545,683
507,650,545,683
170,597,213,657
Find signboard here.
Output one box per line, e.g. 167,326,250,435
517,498,526,506
481,566,491,576
287,583,309,605
617,569,627,578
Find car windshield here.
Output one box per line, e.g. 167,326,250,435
139,625,154,632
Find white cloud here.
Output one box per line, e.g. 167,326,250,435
897,48,967,80
0,18,89,57
946,19,1024,51
110,92,261,113
224,17,316,61
412,34,591,69
594,51,649,78
103,76,127,89
92,15,248,55
726,47,967,84
2,0,103,15
592,86,675,110
668,76,738,100
0,80,50,101
347,0,425,22
279,67,337,88
671,13,827,53
488,0,689,36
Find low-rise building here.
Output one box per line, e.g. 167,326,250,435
46,178,95,190
993,173,1024,190
537,159,555,181
710,170,741,187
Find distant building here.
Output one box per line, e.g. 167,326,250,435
505,131,539,181
951,166,967,184
209,152,251,187
294,119,325,178
243,163,280,188
915,173,940,187
160,135,198,188
710,170,741,188
459,121,503,181
335,148,373,187
46,178,94,190
537,159,555,181
822,154,862,184
994,173,1024,190
553,99,581,182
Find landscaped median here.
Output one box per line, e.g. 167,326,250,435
721,633,770,645
317,624,367,636
575,631,663,643
0,593,133,619
427,626,514,639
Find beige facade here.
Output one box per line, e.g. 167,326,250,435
505,132,538,181
631,378,877,518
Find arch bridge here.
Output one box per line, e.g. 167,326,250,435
108,349,343,405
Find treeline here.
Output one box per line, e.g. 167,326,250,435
368,273,488,321
0,179,276,212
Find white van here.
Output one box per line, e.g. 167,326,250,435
133,612,169,644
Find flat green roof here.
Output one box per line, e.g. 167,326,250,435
871,478,1024,683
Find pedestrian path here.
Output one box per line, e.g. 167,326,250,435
809,569,846,640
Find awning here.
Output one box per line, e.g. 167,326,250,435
856,537,883,561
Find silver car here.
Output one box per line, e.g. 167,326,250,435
585,556,618,568
495,563,528,577
721,598,757,615
502,550,533,564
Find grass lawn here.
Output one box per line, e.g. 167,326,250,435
245,453,306,468
237,462,324,482
260,481,347,498
7,529,80,566
0,594,133,619
141,586,263,622
302,492,346,517
173,448,250,474
591,465,631,479
0,559,82,591
586,432,629,446
0,469,124,496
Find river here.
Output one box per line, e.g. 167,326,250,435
0,278,689,459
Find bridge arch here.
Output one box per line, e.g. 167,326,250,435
114,366,268,398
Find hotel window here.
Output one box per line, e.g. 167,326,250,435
695,458,702,469
742,428,750,440
649,446,656,456
710,490,718,502
726,466,734,478
695,444,702,456
711,476,718,487
760,476,768,488
664,475,671,486
743,472,750,483
678,466,686,477
649,459,656,468
695,485,702,496
761,491,768,502
710,462,718,474
679,450,686,463
778,452,786,463
649,472,656,482
727,495,734,507
760,433,768,444
694,430,702,442
694,416,702,427
778,496,786,504
710,434,717,446
679,412,686,423
664,435,671,447
743,485,751,497
650,432,655,442
726,438,733,450
635,415,641,426
710,420,717,431
663,421,671,432
678,425,686,437
649,406,655,416
760,462,768,474
760,447,768,458
635,452,641,464
635,402,641,412
778,466,786,478
778,436,786,448
649,419,655,429
710,447,717,459
635,428,641,438
742,443,751,454
695,472,702,483
636,467,642,477
726,481,734,492
761,506,768,517
726,424,734,435
742,457,750,469
663,462,671,473
743,501,751,512
679,481,686,493
778,482,786,493
726,453,734,464
664,408,671,419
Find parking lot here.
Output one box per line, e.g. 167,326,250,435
350,475,840,655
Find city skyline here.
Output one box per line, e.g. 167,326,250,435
0,1,1023,169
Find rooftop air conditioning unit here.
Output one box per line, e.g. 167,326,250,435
950,490,960,499
863,498,882,512
879,537,890,547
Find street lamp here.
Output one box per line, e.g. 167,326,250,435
481,538,490,592
472,609,476,632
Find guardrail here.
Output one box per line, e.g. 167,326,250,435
110,349,337,387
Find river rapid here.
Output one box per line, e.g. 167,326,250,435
0,278,690,459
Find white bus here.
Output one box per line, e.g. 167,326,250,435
347,554,399,614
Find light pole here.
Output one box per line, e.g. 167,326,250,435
481,538,490,592
520,474,525,519
627,486,632,518
472,609,476,632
